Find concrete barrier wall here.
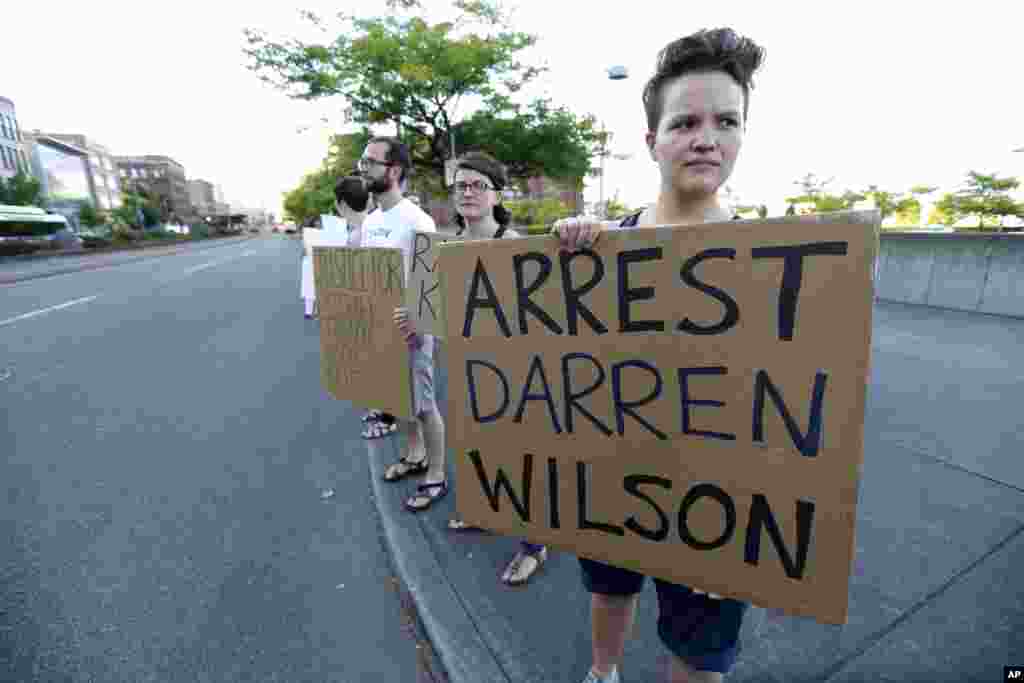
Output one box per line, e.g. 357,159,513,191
875,232,1024,317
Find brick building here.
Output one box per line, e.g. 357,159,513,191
116,155,191,220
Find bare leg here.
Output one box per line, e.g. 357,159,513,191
667,656,723,683
404,418,427,464
590,593,639,678
418,409,446,483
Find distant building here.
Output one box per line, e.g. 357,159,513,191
115,155,191,220
34,132,122,210
0,96,31,181
187,179,217,215
21,133,92,229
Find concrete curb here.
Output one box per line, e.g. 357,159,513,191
0,235,261,285
366,436,509,683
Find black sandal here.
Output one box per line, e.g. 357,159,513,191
362,420,398,440
405,480,448,512
383,455,428,482
447,518,486,532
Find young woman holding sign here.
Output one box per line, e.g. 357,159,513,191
553,28,765,683
443,151,550,587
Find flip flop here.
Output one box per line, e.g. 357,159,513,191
405,480,448,512
501,546,548,586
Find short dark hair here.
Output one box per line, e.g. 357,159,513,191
334,175,370,212
454,150,508,191
642,28,765,132
368,136,412,183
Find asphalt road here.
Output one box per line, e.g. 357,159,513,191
1,236,430,682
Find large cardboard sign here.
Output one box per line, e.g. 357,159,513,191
406,231,459,338
438,211,879,625
314,246,413,419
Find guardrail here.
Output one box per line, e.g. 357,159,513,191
875,231,1024,317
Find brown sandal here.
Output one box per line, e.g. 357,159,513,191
405,480,448,512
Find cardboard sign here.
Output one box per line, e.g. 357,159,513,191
406,231,459,338
438,210,880,625
314,246,413,419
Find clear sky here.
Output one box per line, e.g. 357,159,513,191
6,0,1022,219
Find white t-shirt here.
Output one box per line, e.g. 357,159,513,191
362,198,437,286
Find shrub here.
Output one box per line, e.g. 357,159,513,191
112,222,142,243
82,235,113,249
142,229,176,241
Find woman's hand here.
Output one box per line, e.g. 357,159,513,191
551,215,606,252
393,307,416,343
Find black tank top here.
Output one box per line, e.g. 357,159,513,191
619,211,740,227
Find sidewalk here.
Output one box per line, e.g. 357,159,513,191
366,302,1024,683
0,234,260,285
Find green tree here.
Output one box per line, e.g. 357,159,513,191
114,191,157,227
928,196,958,226
786,174,864,214
861,184,935,224
939,171,1023,229
603,195,629,220
243,1,602,188
757,204,768,219
0,171,44,207
786,173,849,213
78,202,101,228
283,168,338,225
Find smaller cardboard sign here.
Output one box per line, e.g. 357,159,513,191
406,231,459,338
314,246,413,419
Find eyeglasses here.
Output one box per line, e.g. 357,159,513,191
451,181,495,194
357,157,392,171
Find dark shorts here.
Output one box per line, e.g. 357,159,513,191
579,557,749,674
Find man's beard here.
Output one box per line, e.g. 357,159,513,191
367,175,391,194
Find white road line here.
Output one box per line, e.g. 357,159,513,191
184,249,258,276
0,295,99,328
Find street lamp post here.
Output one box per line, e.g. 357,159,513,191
598,66,629,218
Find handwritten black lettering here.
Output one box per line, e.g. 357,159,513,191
751,242,848,341
678,248,739,335
744,494,814,579
752,369,827,457
463,258,512,338
618,248,664,333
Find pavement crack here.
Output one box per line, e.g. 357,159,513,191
902,445,1024,495
817,521,1024,682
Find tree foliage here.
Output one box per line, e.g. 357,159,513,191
243,1,602,187
936,171,1023,229
0,171,44,207
77,202,102,227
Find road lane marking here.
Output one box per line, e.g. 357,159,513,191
0,295,99,328
184,249,258,276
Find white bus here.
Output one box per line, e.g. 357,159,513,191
0,204,69,238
